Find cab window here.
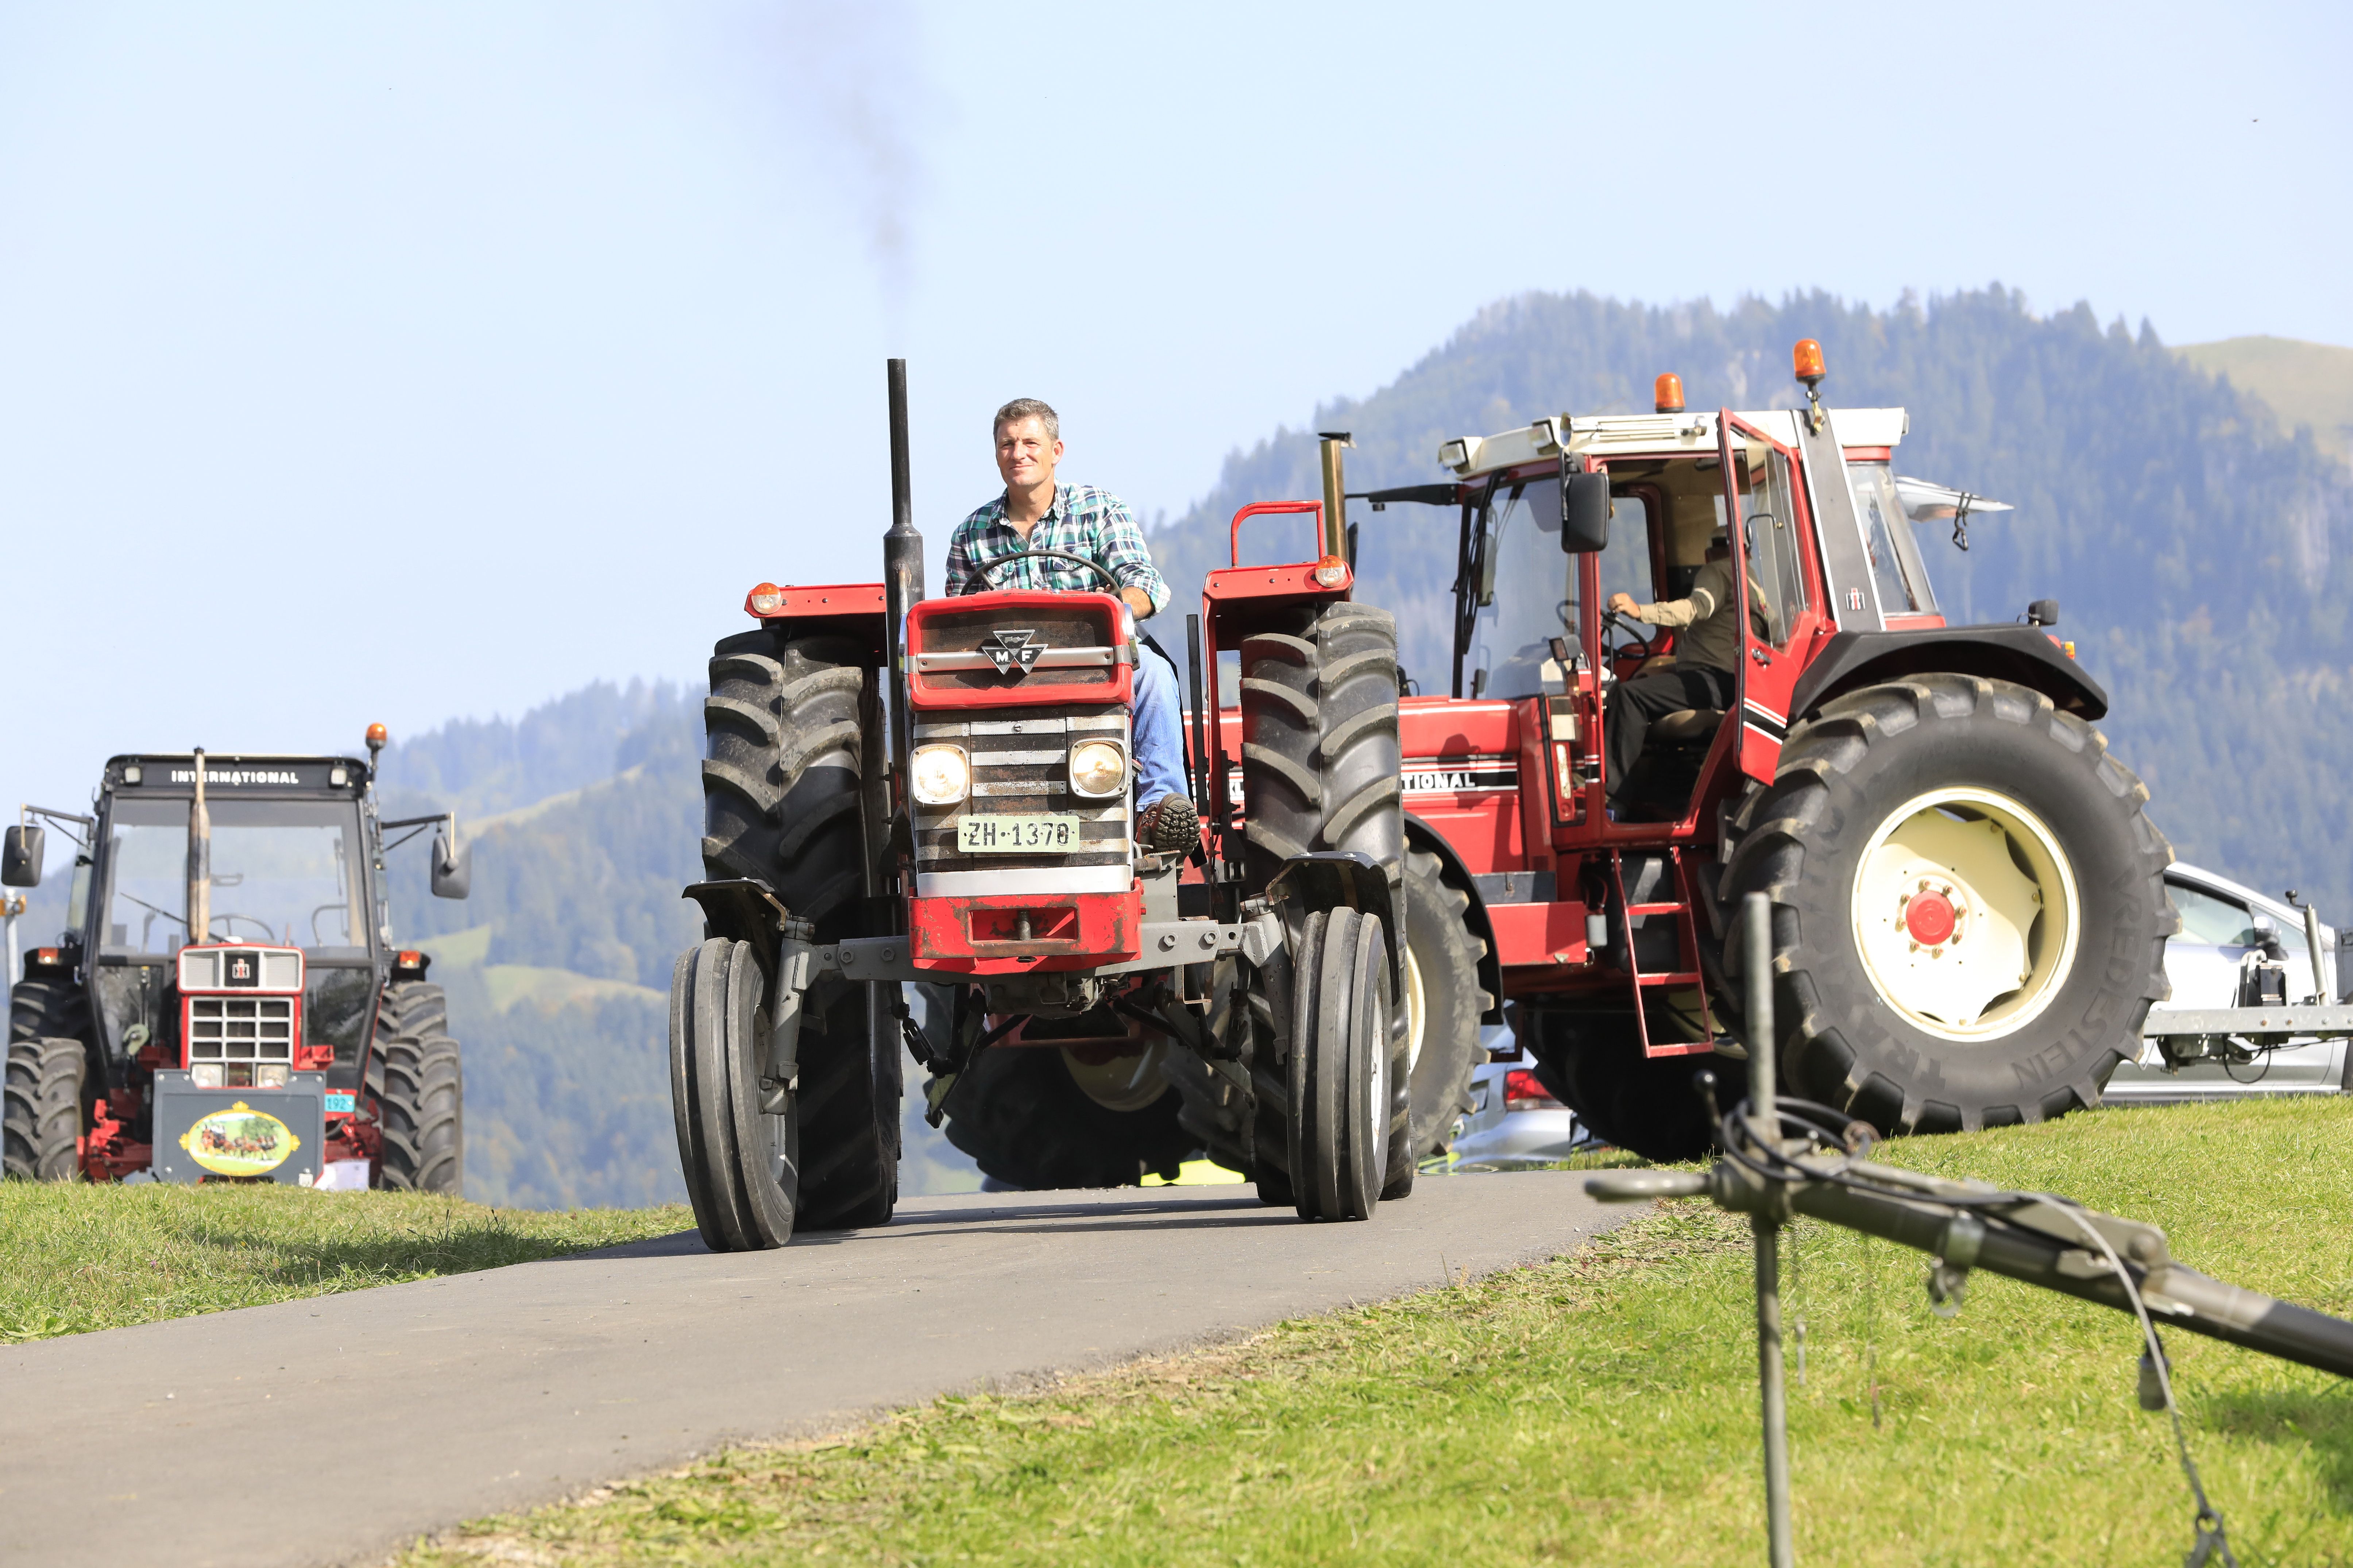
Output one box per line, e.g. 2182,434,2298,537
1847,460,1937,615
1463,473,1573,699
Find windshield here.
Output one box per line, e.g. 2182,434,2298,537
1847,460,1937,615
98,798,367,954
1465,474,1574,699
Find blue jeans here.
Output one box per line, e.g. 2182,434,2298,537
1132,642,1189,808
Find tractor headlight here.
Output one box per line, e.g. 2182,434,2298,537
909,744,970,806
1068,739,1128,799
190,1063,223,1088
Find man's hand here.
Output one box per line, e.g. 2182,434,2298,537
1607,592,1641,618
1120,586,1155,620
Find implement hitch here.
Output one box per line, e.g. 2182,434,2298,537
1587,893,2353,1568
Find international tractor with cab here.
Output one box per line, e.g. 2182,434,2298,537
670,361,1418,1247
1256,341,2172,1162
2,730,473,1189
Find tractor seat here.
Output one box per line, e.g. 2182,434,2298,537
1650,707,1725,745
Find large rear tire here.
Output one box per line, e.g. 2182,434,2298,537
1399,848,1485,1159
1523,1007,1724,1163
1238,600,1407,1204
943,1044,1196,1189
1721,674,2172,1133
369,981,464,1193
2,1036,86,1182
700,629,898,1232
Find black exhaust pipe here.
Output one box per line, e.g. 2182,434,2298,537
882,359,924,795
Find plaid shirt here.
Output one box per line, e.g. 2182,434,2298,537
944,484,1169,615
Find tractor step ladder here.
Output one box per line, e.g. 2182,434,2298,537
1608,847,1718,1058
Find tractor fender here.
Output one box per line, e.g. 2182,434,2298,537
681,877,795,986
1267,850,1402,994
1789,626,2108,723
1403,814,1504,1026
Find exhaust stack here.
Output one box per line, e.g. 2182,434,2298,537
1317,432,1352,561
882,359,925,789
187,749,210,947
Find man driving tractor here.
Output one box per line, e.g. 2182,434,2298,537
944,397,1199,853
1601,523,1750,806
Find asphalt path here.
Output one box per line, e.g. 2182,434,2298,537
0,1172,1626,1567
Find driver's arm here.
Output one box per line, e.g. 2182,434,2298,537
1090,495,1171,621
1607,581,1719,627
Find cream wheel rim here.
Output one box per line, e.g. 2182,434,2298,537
1402,943,1427,1075
1850,787,2080,1042
1059,1042,1171,1113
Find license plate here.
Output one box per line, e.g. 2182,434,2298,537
957,814,1083,853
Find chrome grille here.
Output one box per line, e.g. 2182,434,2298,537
911,705,1131,893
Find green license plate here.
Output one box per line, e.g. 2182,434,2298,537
957,814,1083,854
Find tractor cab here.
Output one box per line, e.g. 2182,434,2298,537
3,738,471,1187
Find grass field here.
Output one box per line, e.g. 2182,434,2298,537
0,1183,688,1342
404,1097,2353,1567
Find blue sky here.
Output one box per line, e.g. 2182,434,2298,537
1,0,2346,826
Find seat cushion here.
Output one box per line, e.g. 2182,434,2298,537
1650,707,1724,744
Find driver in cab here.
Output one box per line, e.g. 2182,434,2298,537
1601,525,1747,807
944,397,1199,854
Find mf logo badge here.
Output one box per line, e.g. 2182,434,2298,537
980,629,1044,676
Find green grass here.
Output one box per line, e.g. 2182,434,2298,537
0,1183,688,1342
406,1097,2353,1567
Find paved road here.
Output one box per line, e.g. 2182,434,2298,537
0,1173,1624,1567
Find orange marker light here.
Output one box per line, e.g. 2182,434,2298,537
746,582,784,618
1654,373,1685,414
364,722,388,749
1792,339,1827,387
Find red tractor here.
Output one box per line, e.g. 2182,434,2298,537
671,362,1421,1247
1191,341,2168,1162
3,733,471,1188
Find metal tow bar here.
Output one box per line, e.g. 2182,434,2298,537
1585,893,2353,1568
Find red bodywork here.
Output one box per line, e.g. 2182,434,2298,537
743,547,1350,983
1184,421,1959,1058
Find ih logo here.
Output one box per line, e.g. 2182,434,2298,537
230,955,252,982
980,629,1044,676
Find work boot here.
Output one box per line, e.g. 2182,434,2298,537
1137,794,1200,855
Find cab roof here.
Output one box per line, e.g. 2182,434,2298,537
1440,407,1910,481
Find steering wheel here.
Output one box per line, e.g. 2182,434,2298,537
961,550,1124,596
1601,607,1658,670
213,912,276,942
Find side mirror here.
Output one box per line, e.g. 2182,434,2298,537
2,824,43,888
1561,470,1611,554
2025,598,2060,628
430,830,472,900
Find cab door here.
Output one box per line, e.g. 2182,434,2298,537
1716,412,1825,783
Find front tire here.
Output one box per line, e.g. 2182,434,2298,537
1398,848,1485,1159
2,1036,86,1181
369,981,463,1193
1288,907,1391,1222
671,938,797,1250
1722,674,2172,1133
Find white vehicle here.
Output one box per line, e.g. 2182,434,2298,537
1422,1027,1595,1172
2109,863,2352,1102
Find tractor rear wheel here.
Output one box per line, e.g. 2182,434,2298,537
699,629,899,1234
943,1044,1196,1189
3,1036,86,1181
1399,848,1485,1161
1239,601,1407,1205
1523,1007,1724,1163
369,981,463,1193
1287,907,1391,1222
1721,674,2172,1134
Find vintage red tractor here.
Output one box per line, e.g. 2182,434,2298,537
3,734,471,1188
1181,341,2171,1162
671,362,1421,1247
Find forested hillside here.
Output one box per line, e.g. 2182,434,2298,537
1150,287,2353,920
15,287,2348,1209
